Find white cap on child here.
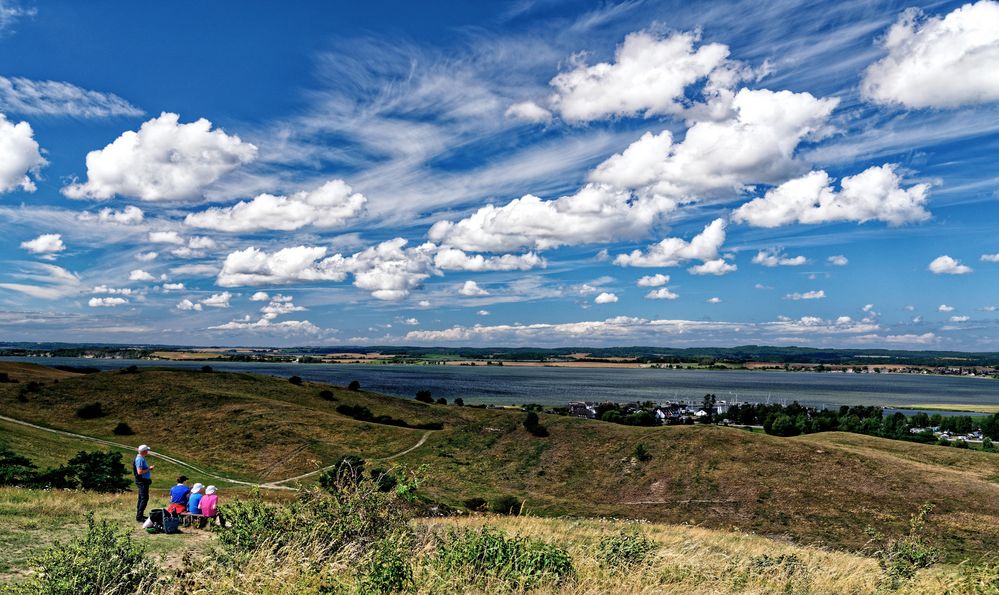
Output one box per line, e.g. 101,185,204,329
192,483,204,493
205,485,217,495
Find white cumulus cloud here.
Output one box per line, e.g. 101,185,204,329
459,280,489,296
0,112,45,193
594,292,619,304
928,255,972,274
184,179,366,232
753,248,808,267
62,112,257,201
785,290,826,300
645,288,678,300
862,1,999,108
504,101,552,123
615,218,726,268
88,296,128,307
732,165,931,227
688,259,737,276
828,255,849,266
20,233,65,255
636,274,669,287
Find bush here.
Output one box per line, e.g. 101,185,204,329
454,398,464,406
361,531,413,594
348,380,361,391
370,468,398,492
289,375,303,386
596,528,659,569
462,497,487,512
31,465,78,490
215,496,293,557
865,503,938,591
954,438,969,449
319,455,366,489
67,450,131,492
75,402,106,419
435,397,448,405
937,436,951,447
415,390,433,403
523,411,549,437
24,380,41,393
0,371,10,383
12,514,155,594
122,365,139,374
0,446,37,486
490,495,522,515
433,526,574,589
201,365,213,373
319,389,336,401
633,443,652,462
112,422,134,436
983,437,995,451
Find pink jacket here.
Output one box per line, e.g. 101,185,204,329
199,494,219,517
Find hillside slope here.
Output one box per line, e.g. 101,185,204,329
1,362,997,559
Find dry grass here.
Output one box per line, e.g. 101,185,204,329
905,404,999,414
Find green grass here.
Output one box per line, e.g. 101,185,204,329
2,362,998,563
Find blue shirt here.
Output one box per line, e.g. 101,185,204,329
170,484,191,505
188,493,203,514
134,455,150,479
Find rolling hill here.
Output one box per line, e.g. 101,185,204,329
1,361,998,562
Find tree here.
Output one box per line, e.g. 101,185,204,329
348,380,361,391
200,365,213,373
454,398,464,407
415,390,433,403
767,413,800,437
700,393,717,423
435,397,448,405
289,375,303,386
67,450,131,492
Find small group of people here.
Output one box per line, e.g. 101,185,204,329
133,444,225,528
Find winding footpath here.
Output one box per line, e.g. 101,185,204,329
0,414,431,491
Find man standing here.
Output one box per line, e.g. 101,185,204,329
133,444,154,522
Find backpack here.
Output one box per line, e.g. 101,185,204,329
145,508,166,534
163,512,182,534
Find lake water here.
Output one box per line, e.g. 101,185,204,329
3,356,998,412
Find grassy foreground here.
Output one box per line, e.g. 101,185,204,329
2,362,999,562
2,486,995,594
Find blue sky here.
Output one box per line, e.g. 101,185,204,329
0,0,997,348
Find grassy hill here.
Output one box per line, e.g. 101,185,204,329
2,362,998,563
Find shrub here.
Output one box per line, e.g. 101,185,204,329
433,526,574,589
454,397,464,406
319,455,366,489
952,557,999,594
0,371,9,383
112,422,134,436
348,380,361,391
983,437,995,451
370,468,398,492
954,438,970,449
289,375,303,386
490,495,522,515
865,503,938,591
633,443,652,462
361,531,413,594
24,380,41,393
0,446,37,486
215,496,294,557
937,436,951,447
523,411,549,437
747,553,811,593
596,528,659,570
201,365,213,373
435,397,448,405
31,465,79,490
12,514,155,595
415,390,433,403
67,450,131,492
122,365,139,374
462,497,487,512
319,389,336,401
75,402,106,419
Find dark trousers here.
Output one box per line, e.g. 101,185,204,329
135,479,150,520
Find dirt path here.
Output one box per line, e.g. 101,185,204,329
0,414,431,491
260,431,432,488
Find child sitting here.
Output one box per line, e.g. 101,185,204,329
198,485,226,528
188,483,204,515
166,475,191,514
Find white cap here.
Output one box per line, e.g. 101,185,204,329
192,483,204,493
137,444,150,453
205,485,217,495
